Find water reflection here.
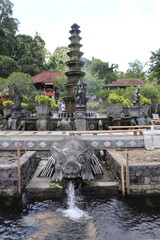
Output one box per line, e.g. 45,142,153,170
0,195,160,240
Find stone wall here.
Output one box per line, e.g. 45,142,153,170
106,150,160,193
0,151,37,196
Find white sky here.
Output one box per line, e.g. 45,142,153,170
11,0,160,72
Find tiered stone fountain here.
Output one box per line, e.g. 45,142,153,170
63,23,87,130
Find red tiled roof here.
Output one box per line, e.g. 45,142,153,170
32,71,63,83
105,78,146,87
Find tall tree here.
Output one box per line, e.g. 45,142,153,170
0,55,19,78
86,58,118,84
149,49,160,82
124,59,145,79
15,33,46,75
0,0,19,57
45,46,69,73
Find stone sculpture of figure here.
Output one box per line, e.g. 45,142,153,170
132,85,141,106
75,80,86,105
9,86,21,109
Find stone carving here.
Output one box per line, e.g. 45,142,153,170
132,86,141,106
75,80,86,105
57,118,71,131
9,86,21,109
50,136,94,181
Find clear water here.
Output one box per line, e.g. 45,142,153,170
0,191,160,240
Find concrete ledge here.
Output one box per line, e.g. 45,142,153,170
106,149,160,194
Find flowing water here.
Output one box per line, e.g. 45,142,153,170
0,184,160,240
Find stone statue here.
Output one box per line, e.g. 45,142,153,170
132,86,141,106
50,136,94,181
75,80,86,105
9,86,21,109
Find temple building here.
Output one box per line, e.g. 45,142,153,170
105,78,146,90
32,71,63,97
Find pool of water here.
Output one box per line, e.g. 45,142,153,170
0,193,160,240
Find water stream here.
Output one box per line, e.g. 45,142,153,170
57,181,90,222
0,192,160,239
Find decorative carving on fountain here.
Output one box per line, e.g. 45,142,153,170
38,136,103,181
75,80,87,106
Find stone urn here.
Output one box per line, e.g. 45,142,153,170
35,104,50,117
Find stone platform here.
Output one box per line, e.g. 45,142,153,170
26,159,119,198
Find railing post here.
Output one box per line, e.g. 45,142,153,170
17,142,21,195
126,151,130,195
121,158,125,197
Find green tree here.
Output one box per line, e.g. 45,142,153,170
124,59,145,79
15,33,46,75
45,46,69,73
83,72,105,98
8,72,36,108
149,49,160,82
0,55,19,78
86,58,118,84
0,0,19,57
0,77,8,92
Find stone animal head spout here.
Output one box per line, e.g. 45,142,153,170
50,136,94,182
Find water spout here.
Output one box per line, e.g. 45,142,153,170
57,181,90,222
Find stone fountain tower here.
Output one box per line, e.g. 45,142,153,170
63,23,87,130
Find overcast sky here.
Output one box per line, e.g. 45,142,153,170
12,0,160,72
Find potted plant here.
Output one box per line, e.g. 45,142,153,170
35,95,52,117
2,100,14,117
21,102,28,115
50,99,58,117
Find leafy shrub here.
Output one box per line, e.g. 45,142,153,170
3,100,14,107
27,103,36,112
87,101,99,110
140,96,151,105
35,95,52,105
108,93,132,106
21,102,28,108
50,99,58,110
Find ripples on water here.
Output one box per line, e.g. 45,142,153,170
0,193,160,240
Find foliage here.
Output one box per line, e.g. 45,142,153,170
50,99,58,110
3,99,13,107
87,101,99,110
45,46,69,73
86,57,118,84
140,96,151,105
84,72,105,97
107,93,132,106
15,33,46,75
21,102,28,108
0,55,19,78
0,77,8,92
140,86,160,102
149,49,160,81
97,88,111,99
7,72,36,109
34,95,52,105
8,72,36,96
123,59,145,79
26,103,35,112
0,0,19,57
122,87,136,101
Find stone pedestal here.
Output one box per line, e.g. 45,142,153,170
75,119,86,131
36,118,48,131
